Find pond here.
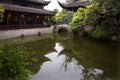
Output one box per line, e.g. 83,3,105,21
0,33,120,80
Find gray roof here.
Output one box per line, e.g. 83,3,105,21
25,0,51,5
2,3,55,15
58,0,89,8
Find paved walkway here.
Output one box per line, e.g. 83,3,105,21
0,26,53,39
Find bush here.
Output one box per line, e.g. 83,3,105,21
0,45,31,80
89,26,107,39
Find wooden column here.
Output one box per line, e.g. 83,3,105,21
35,18,36,24
19,17,22,25
7,18,9,25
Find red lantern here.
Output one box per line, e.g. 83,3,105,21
21,14,25,19
7,13,12,18
44,16,47,19
36,16,40,19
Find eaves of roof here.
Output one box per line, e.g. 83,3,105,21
25,0,51,5
1,3,55,16
58,0,89,8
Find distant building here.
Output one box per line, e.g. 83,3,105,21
0,0,55,30
58,0,89,12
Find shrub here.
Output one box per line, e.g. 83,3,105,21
0,45,31,80
89,26,107,39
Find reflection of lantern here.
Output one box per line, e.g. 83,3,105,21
36,16,40,19
7,13,12,18
21,14,25,19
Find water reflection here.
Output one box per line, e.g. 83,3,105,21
54,43,64,53
0,34,119,80
32,43,105,80
32,43,83,80
87,68,104,80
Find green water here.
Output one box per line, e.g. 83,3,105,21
0,33,120,80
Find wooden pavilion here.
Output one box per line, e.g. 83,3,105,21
0,0,55,30
58,0,89,12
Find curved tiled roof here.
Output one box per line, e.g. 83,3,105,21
25,0,51,5
58,0,89,8
2,3,55,15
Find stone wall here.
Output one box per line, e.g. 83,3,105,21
0,26,53,39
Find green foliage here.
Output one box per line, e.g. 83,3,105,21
83,4,101,25
70,8,85,30
43,16,52,25
89,26,107,39
89,0,120,36
62,9,74,24
0,4,4,22
70,0,120,38
54,12,63,24
0,45,31,80
70,2,101,30
53,9,74,25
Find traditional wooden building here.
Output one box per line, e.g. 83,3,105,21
0,0,55,30
58,0,89,12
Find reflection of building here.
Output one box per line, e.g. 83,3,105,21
58,0,89,12
0,0,55,30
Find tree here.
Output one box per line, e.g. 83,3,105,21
53,9,74,25
89,0,120,36
70,8,86,30
70,0,120,39
61,9,74,24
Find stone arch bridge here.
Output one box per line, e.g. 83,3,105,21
55,24,72,33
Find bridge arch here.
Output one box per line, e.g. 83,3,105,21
56,24,72,33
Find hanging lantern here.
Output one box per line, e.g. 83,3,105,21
21,14,25,19
36,16,40,19
44,16,47,19
7,13,12,18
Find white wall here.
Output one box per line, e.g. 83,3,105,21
0,26,53,39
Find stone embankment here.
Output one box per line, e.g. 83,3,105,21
0,26,53,39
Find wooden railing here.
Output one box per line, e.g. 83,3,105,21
0,24,51,30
